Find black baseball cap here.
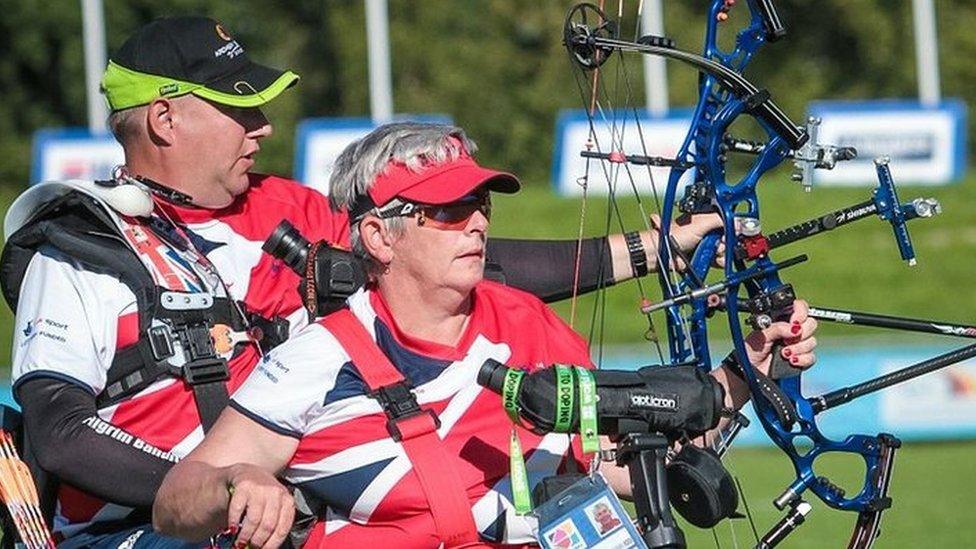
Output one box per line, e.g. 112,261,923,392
101,16,299,111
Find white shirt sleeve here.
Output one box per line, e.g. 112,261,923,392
11,246,136,394
232,323,349,437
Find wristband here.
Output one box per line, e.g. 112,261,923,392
624,231,649,278
502,368,526,424
721,351,746,381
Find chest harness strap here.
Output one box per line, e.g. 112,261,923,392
320,309,481,548
98,213,237,432
0,187,241,432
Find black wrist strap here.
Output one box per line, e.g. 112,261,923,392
624,231,648,278
721,352,746,381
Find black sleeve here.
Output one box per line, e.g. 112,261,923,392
485,237,614,303
16,376,177,508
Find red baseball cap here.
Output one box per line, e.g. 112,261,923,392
357,150,520,215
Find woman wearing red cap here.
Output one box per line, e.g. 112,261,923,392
153,123,817,548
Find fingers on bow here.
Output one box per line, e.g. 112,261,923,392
767,300,818,370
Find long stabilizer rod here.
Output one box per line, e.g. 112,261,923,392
812,343,976,413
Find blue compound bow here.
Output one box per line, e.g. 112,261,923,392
562,1,974,547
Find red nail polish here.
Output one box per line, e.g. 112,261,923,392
790,356,799,365
791,324,802,334
782,348,792,358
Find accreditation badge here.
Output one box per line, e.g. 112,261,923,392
535,473,647,549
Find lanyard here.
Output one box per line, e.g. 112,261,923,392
502,365,600,515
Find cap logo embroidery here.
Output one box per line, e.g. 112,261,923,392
214,23,232,41
159,83,180,96
214,40,244,59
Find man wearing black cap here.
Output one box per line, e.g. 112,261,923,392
99,16,300,209
101,18,299,116
3,15,725,549
4,16,317,549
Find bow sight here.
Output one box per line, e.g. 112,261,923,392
562,1,968,547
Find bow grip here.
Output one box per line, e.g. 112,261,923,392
744,284,800,380
873,157,917,265
768,341,798,380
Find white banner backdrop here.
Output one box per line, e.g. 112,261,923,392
809,99,967,186
551,110,695,197
31,129,123,184
294,115,451,196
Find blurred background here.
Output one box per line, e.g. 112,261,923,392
2,0,975,546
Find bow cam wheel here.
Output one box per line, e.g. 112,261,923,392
563,3,617,70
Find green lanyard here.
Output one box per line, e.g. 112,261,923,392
576,367,600,455
501,365,601,515
502,369,533,514
553,366,575,432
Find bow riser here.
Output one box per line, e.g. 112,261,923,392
643,0,904,541
562,1,941,545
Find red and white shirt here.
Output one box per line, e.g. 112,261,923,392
11,174,345,538
232,282,594,547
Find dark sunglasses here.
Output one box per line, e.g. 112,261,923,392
377,192,491,230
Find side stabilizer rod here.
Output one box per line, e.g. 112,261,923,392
709,297,976,340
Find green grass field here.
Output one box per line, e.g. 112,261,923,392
0,170,973,547
657,440,976,548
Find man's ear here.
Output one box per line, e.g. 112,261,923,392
145,98,177,146
359,216,396,266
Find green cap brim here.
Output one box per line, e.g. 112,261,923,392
191,71,299,108
101,61,299,111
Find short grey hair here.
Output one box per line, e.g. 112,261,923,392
107,106,144,146
329,122,478,272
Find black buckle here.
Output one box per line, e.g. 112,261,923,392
182,358,230,386
373,382,421,418
372,382,441,442
148,326,175,360
247,313,290,351
183,323,218,361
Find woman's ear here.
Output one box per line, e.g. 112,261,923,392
359,216,396,267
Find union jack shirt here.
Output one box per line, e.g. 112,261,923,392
11,174,346,538
231,283,595,547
